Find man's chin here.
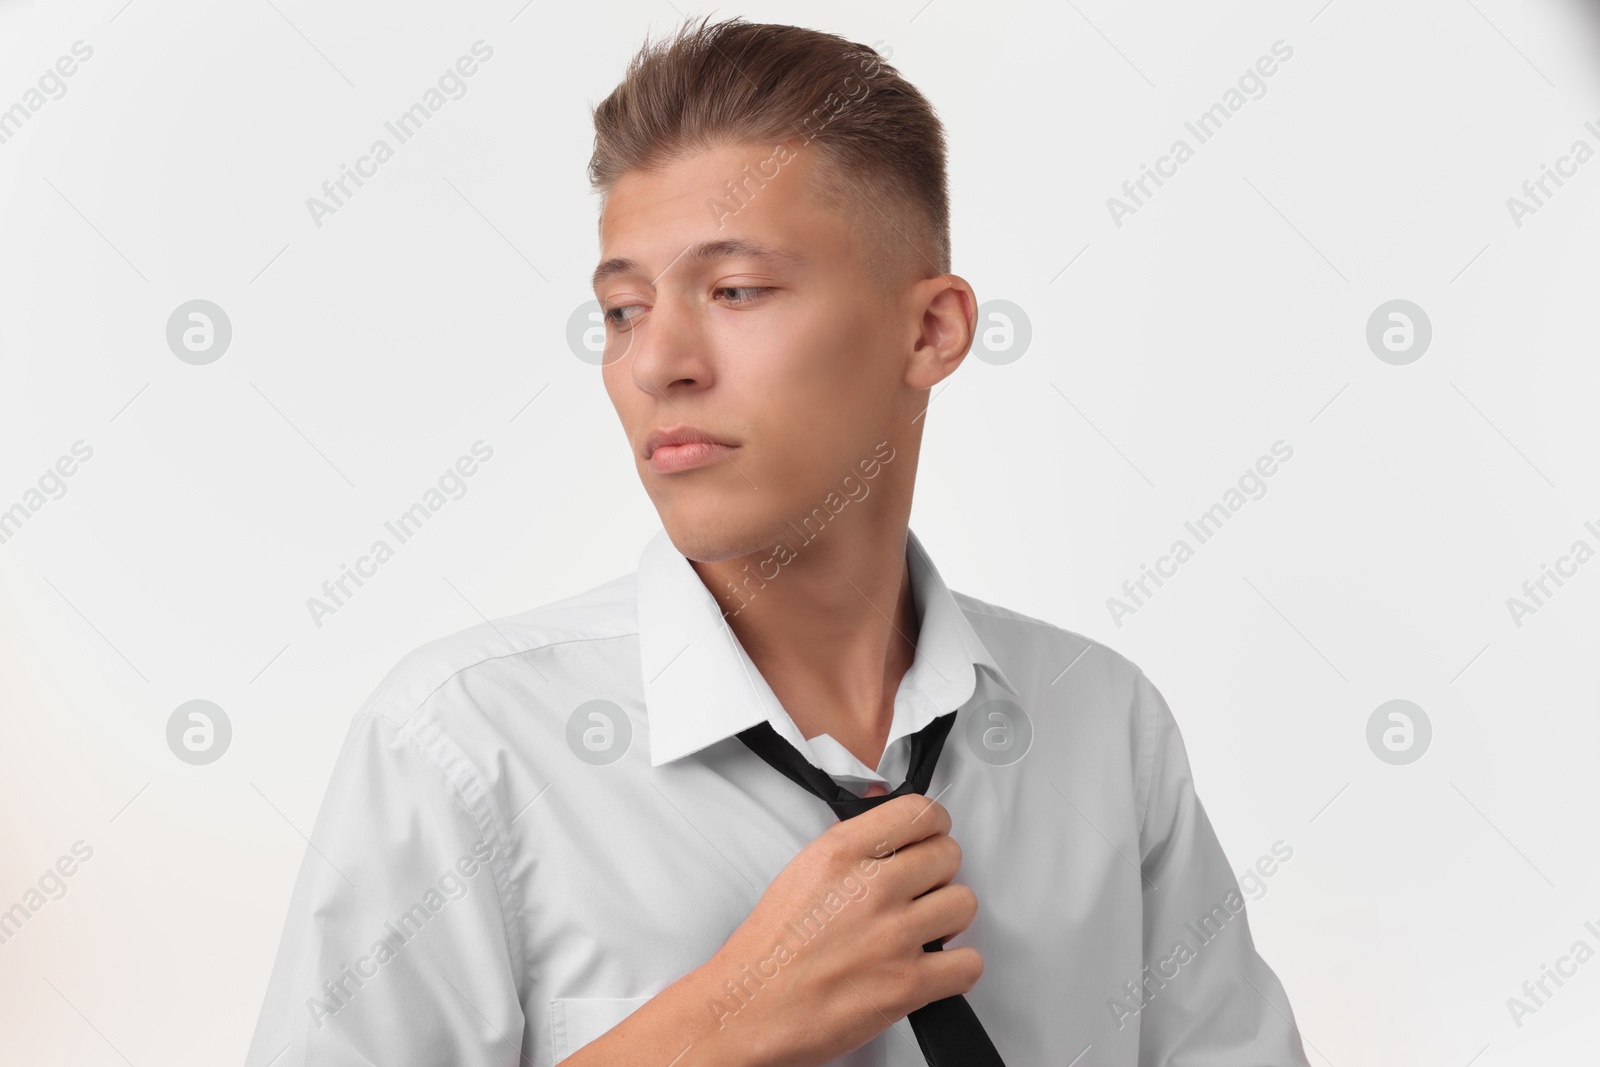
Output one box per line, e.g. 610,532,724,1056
658,510,793,564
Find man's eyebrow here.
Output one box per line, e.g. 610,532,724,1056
591,238,805,292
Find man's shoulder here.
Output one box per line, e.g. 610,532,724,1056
950,587,1149,695
358,567,641,730
951,588,1177,828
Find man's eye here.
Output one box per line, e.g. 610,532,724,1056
603,304,643,328
715,286,772,305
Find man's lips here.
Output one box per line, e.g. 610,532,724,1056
642,423,738,473
647,440,736,474
644,427,734,455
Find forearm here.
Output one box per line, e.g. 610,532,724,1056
558,950,779,1067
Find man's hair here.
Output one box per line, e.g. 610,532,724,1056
587,16,950,291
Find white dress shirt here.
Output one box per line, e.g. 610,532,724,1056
246,525,1311,1067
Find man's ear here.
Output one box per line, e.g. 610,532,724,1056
905,274,976,391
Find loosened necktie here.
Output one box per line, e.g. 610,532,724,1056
735,711,1008,1066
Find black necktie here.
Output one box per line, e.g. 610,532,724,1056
736,711,1008,1066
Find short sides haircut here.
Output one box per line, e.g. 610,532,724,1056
587,15,951,291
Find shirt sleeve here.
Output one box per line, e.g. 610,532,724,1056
1129,667,1312,1067
244,703,527,1067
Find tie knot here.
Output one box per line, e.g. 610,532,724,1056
736,711,958,822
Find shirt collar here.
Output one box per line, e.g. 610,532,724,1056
636,524,1020,767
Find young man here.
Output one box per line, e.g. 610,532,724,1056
246,17,1311,1067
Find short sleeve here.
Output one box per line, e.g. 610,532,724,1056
1129,668,1311,1066
244,705,526,1067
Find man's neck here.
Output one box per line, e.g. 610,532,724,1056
689,520,919,774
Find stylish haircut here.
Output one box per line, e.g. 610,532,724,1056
587,15,950,291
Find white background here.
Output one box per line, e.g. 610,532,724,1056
2,0,1598,1063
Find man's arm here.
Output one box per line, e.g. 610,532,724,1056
1130,667,1312,1066
244,705,529,1066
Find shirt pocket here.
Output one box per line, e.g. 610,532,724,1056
550,995,655,1062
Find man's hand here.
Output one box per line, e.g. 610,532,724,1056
705,795,983,1067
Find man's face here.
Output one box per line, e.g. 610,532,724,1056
594,140,917,562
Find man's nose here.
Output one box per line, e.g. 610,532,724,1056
623,299,710,397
